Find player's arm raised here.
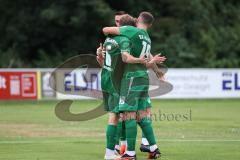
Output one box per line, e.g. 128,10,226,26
146,53,167,80
96,43,105,67
119,37,146,64
146,54,166,68
121,52,146,64
102,27,120,36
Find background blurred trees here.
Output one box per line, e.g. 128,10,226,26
0,0,239,68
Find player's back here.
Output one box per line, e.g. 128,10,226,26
101,35,126,93
119,26,151,77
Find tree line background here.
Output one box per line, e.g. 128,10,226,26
0,0,239,68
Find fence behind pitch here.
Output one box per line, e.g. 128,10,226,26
0,68,239,100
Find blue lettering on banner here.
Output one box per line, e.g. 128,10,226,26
222,72,240,91
64,73,72,91
64,72,100,92
90,74,98,90
235,73,240,90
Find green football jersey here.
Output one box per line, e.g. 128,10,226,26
119,26,151,78
101,35,131,93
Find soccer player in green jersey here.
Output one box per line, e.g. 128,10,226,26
97,15,148,160
98,11,130,156
103,12,165,159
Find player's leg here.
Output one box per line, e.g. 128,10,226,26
137,108,161,159
105,112,120,159
109,95,126,155
118,77,138,159
120,111,137,159
139,100,150,153
103,92,121,159
119,121,127,154
135,77,153,153
140,124,151,153
114,121,121,154
115,118,127,155
141,133,149,145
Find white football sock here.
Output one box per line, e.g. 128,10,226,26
105,148,115,156
115,145,120,150
120,140,127,146
150,144,158,152
141,138,149,145
126,151,136,156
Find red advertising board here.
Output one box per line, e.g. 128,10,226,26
0,72,38,100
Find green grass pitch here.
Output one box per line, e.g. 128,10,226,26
0,99,240,160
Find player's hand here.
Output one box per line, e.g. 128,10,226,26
139,56,148,64
96,55,104,66
102,48,106,58
96,43,103,55
149,54,167,64
96,43,105,58
96,43,105,66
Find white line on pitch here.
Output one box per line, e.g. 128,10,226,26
159,139,240,142
0,139,240,144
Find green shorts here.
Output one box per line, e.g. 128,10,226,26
102,91,119,113
118,76,152,112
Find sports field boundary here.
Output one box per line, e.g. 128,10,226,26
1,139,240,144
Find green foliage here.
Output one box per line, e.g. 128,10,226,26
0,0,239,68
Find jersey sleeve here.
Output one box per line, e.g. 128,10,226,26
119,36,131,54
119,26,138,38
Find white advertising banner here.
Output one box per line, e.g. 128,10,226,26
41,71,56,99
55,68,240,99
55,69,101,100
159,69,240,99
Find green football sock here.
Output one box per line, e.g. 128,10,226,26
125,119,137,151
106,124,117,150
120,121,126,141
115,121,122,145
138,117,156,145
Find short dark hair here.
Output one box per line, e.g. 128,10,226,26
115,11,127,16
139,11,154,25
119,14,136,27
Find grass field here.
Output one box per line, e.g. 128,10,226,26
0,99,240,160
